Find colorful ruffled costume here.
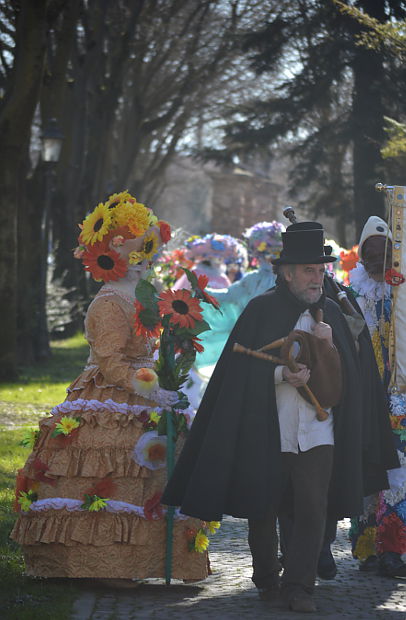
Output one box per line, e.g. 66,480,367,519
11,193,208,581
349,261,406,569
195,222,285,371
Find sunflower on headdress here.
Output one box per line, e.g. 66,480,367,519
158,289,203,328
82,242,128,282
104,190,134,210
147,208,158,226
143,231,160,261
128,251,146,265
113,201,150,237
80,202,113,246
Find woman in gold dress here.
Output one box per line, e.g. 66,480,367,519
11,192,209,584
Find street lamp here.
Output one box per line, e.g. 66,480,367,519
38,118,64,359
41,117,64,163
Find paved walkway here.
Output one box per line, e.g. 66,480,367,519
71,518,406,620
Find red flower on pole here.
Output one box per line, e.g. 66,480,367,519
158,289,203,328
134,301,162,338
196,274,220,309
385,268,405,286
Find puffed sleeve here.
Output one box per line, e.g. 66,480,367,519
85,297,139,393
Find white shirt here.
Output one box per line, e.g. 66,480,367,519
274,309,334,454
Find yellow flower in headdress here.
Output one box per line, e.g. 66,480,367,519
147,208,158,226
104,190,134,211
194,529,209,552
80,202,113,245
128,250,146,265
113,201,150,237
142,231,160,260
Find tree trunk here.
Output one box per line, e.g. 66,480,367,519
352,0,386,238
0,0,48,379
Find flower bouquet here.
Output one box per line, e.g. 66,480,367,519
134,268,220,582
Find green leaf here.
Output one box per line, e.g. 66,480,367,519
81,494,93,510
157,410,168,435
183,268,199,290
176,319,211,337
139,307,160,327
135,279,159,310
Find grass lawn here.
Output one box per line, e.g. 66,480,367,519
0,332,88,411
0,333,89,619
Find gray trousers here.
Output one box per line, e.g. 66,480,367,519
248,445,334,593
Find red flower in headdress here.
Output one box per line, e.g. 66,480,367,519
158,220,172,244
82,242,128,282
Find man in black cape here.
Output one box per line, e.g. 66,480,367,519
162,221,398,613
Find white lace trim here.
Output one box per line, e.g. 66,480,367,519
99,285,135,305
383,450,406,508
50,398,195,428
26,497,188,520
349,262,391,302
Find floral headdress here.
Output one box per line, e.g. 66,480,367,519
243,221,285,262
184,233,247,266
73,190,171,282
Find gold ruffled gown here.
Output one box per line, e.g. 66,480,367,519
11,288,208,580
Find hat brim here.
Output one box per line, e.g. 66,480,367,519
271,255,337,266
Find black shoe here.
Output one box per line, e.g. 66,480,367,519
257,583,280,602
378,552,406,578
359,555,378,572
317,548,337,580
282,586,317,613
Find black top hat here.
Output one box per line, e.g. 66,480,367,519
271,221,337,265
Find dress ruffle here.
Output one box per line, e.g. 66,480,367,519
11,291,208,580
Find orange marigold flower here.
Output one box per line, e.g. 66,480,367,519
81,242,128,282
158,289,203,328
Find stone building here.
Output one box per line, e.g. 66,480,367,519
154,155,288,238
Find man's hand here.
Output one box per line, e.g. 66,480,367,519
282,363,310,387
312,321,333,346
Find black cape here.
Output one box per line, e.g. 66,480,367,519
162,281,399,521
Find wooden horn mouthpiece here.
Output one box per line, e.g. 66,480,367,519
258,337,286,352
233,343,281,364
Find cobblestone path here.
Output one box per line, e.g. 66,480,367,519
71,518,406,620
